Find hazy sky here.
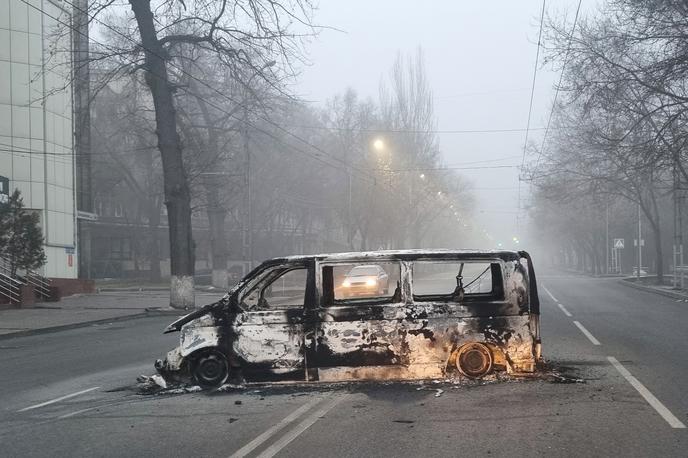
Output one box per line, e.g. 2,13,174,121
296,0,584,247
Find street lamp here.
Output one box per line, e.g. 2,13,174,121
244,60,277,272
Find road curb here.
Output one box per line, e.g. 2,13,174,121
618,278,688,301
0,309,184,341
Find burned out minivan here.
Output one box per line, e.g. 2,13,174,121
155,250,542,388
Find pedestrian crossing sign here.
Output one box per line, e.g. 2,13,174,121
613,238,624,249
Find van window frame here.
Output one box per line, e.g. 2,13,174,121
410,259,505,303
317,260,406,308
237,262,313,312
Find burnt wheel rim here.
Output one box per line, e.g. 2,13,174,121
456,343,493,378
193,352,228,388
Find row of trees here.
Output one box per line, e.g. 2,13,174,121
83,1,474,306
529,0,688,283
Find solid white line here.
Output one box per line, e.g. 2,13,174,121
607,356,686,429
557,303,573,317
573,321,601,345
257,394,349,458
18,387,101,412
542,285,558,302
229,396,323,458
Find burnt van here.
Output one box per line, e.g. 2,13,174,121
155,249,542,388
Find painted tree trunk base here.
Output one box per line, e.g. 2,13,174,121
170,275,195,309
211,269,229,290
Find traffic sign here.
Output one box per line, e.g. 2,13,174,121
0,175,8,205
613,238,624,249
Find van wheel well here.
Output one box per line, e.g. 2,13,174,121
447,342,501,378
189,348,229,389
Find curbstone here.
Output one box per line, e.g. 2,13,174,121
618,277,688,301
0,308,185,341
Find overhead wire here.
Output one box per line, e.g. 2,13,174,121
19,0,376,184
517,0,547,230
536,0,583,168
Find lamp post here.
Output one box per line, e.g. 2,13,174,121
243,61,276,273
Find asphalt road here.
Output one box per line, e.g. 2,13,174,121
1,272,687,457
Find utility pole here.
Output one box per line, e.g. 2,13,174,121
243,104,253,273
73,0,92,280
637,203,642,281
605,202,609,275
347,170,352,249
673,164,684,289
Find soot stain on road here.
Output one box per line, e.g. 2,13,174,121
135,359,584,397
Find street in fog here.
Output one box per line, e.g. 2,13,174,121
1,272,686,457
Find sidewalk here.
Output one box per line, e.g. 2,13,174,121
0,290,225,338
618,276,688,301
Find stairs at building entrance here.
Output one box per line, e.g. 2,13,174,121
0,256,52,304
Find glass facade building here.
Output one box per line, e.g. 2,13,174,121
0,0,77,278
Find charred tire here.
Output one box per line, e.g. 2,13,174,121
191,349,229,389
455,342,493,378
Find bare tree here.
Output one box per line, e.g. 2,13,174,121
77,0,316,307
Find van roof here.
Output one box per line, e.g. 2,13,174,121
263,249,526,265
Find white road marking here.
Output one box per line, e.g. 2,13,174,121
607,356,686,429
229,396,323,458
573,321,601,345
542,285,558,302
557,303,573,317
18,387,101,412
57,407,97,419
257,394,349,458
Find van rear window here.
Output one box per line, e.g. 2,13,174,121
412,261,503,301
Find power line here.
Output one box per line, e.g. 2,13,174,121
294,125,561,134
517,0,547,229
521,0,546,169
52,0,380,184
379,165,518,173
536,0,583,167
20,0,376,185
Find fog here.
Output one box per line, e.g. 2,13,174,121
297,0,574,249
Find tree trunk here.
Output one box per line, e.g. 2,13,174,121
129,0,194,308
651,222,664,284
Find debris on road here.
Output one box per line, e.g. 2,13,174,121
136,374,167,393
434,388,444,397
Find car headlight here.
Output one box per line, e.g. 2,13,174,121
366,278,377,286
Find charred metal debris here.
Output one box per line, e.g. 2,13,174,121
153,249,544,389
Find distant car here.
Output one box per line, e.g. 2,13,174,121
340,264,389,297
632,267,648,276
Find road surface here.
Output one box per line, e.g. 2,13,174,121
1,272,686,457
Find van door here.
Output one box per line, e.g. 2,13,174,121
232,262,314,381
313,261,409,381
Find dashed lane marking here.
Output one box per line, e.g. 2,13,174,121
607,356,686,429
542,285,558,303
18,387,101,412
229,396,323,458
573,321,601,345
256,394,349,458
557,303,573,317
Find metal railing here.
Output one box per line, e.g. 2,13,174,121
0,272,21,304
0,256,52,300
